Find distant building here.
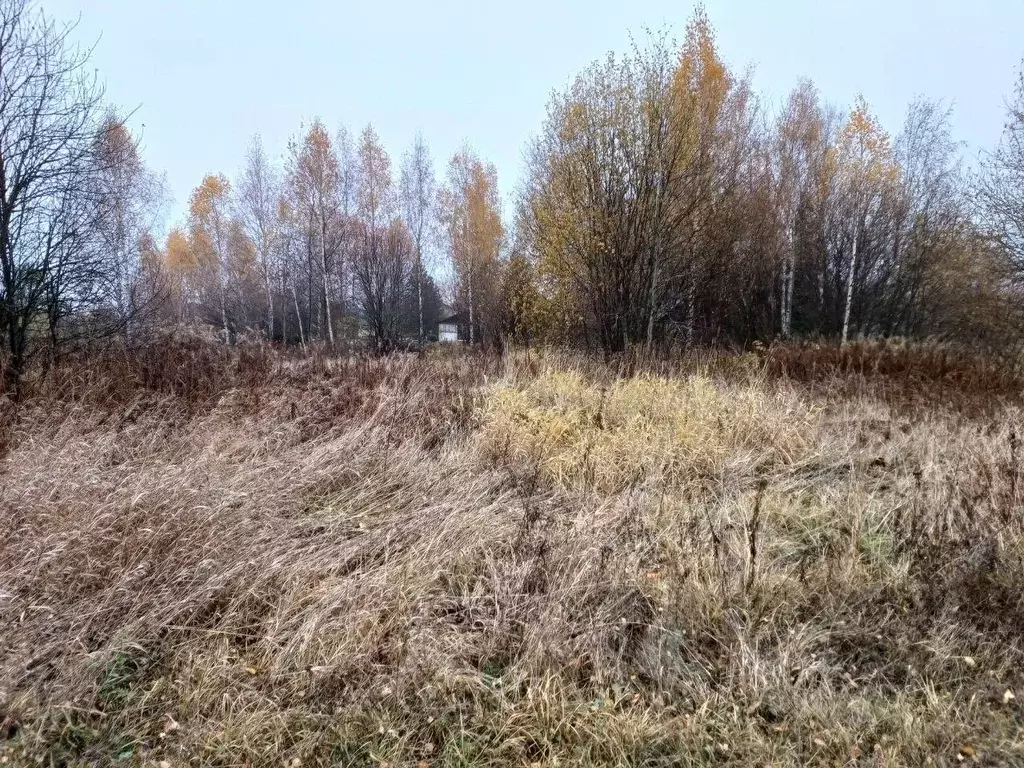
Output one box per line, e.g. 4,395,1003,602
437,305,467,343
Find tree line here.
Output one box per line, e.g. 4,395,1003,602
151,120,511,352
3,0,1024,399
519,13,1024,354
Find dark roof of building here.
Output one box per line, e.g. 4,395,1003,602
438,305,467,325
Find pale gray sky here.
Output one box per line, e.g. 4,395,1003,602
40,0,1024,226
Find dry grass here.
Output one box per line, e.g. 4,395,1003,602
2,341,1024,767
481,364,817,494
762,338,1024,412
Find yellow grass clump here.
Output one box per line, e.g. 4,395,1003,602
481,367,820,493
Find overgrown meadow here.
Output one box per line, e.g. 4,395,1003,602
2,338,1023,767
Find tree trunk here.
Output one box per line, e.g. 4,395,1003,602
841,223,859,346
44,304,59,377
266,274,274,341
646,258,659,351
306,237,316,340
4,320,26,403
780,258,790,337
417,251,424,342
292,284,306,350
281,286,287,346
781,226,795,338
468,272,475,345
220,283,230,344
321,232,334,348
685,262,696,348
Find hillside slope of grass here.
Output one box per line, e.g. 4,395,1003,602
2,342,1023,766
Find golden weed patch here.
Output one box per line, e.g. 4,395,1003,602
481,368,819,493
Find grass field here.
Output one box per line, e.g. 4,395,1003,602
2,339,1023,766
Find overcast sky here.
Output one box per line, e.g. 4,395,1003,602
40,0,1024,227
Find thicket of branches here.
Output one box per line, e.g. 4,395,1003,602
3,0,1024,400
0,0,168,399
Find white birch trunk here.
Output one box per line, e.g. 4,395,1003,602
265,273,274,340
841,223,858,346
781,225,795,338
417,250,424,342
321,229,334,347
280,272,288,347
646,259,659,350
468,270,475,345
220,287,229,344
293,284,306,350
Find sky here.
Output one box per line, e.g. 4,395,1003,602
39,0,1024,229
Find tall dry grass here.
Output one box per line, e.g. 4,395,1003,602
1,341,1023,766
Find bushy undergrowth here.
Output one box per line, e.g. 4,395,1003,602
763,338,1024,410
2,341,1023,767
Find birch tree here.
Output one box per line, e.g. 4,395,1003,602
835,98,897,345
287,120,341,345
400,132,436,341
164,226,194,322
353,125,408,352
187,174,234,340
90,112,167,334
238,135,281,339
772,81,825,338
671,8,736,347
438,148,503,345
